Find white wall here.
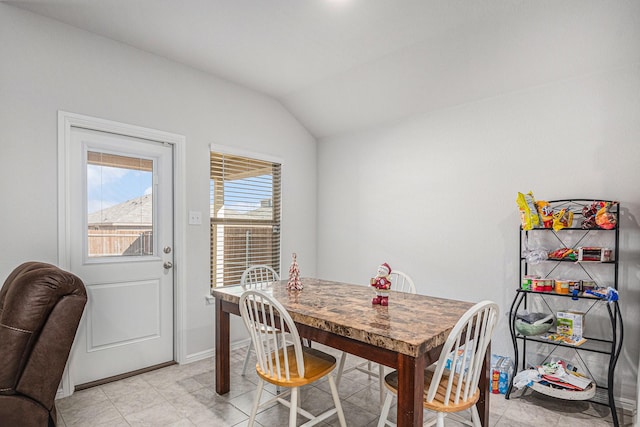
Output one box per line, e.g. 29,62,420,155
0,4,317,359
317,64,640,404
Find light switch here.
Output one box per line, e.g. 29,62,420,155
189,211,202,225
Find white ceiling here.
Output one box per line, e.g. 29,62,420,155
4,0,639,139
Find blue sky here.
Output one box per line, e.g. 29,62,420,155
211,175,273,214
87,165,152,214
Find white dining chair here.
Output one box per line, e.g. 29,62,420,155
240,289,347,427
241,265,280,290
388,271,416,294
241,265,280,376
335,270,416,405
377,300,499,427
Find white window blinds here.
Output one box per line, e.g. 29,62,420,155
210,151,281,288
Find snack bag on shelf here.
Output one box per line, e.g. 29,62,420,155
552,208,573,231
536,200,553,228
548,248,577,261
582,201,607,229
517,192,540,230
596,202,617,229
585,286,619,303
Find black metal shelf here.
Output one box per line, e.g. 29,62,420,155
507,199,623,427
523,227,617,231
515,333,614,355
514,289,610,299
520,258,616,264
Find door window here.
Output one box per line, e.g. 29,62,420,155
86,151,154,258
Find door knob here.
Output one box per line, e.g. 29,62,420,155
164,261,173,270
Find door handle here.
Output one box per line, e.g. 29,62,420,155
163,261,173,270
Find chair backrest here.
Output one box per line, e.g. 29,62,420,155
241,265,280,290
240,289,304,381
426,300,499,406
389,271,416,294
0,262,87,418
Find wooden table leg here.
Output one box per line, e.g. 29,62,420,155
477,343,491,426
215,297,230,394
396,353,425,426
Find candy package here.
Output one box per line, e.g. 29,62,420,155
552,208,573,231
596,203,617,229
517,192,540,230
582,201,607,229
536,201,553,228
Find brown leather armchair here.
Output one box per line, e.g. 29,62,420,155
0,262,87,427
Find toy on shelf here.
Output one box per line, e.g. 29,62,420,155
371,262,392,306
287,253,303,291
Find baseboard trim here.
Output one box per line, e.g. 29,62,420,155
182,340,250,365
74,361,177,391
183,348,214,364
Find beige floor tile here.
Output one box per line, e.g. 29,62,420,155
187,400,249,427
227,388,277,416
125,402,186,426
56,387,110,413
101,375,155,400
110,387,168,417
54,346,629,427
59,398,125,427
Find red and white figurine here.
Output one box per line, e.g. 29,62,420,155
371,262,392,306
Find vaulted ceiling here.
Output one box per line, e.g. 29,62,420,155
5,0,639,139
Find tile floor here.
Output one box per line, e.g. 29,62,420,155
56,345,630,426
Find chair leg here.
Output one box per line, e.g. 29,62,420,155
377,391,394,427
335,352,347,387
471,404,481,427
423,415,438,427
436,412,445,427
378,364,385,406
242,341,254,376
249,379,264,426
328,374,347,427
289,387,299,427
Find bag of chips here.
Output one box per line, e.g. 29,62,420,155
517,192,540,230
553,208,573,231
536,201,553,228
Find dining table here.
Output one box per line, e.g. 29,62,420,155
212,278,490,427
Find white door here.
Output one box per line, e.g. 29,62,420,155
69,127,174,385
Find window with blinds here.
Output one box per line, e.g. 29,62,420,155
210,151,281,288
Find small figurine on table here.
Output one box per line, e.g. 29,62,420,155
287,252,303,291
371,262,392,306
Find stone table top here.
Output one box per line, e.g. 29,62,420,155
211,277,474,357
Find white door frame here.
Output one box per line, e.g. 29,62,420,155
57,111,187,397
